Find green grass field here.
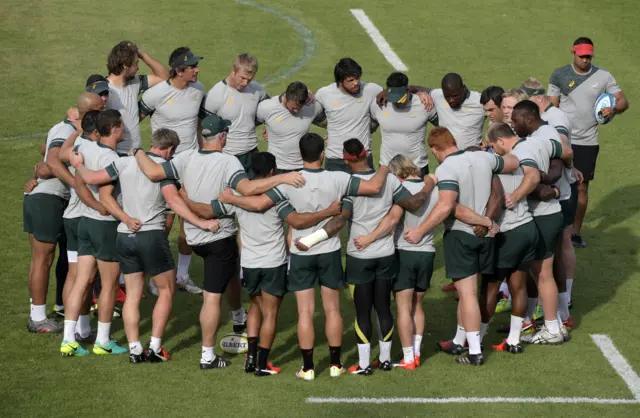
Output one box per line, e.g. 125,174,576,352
2,0,640,416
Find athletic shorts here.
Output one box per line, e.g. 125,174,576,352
63,217,81,253
325,154,374,173
560,182,579,228
192,235,239,294
77,217,119,262
242,264,288,297
571,144,599,182
117,230,175,276
533,212,564,260
443,230,495,280
23,193,67,244
485,221,538,282
394,250,435,292
235,147,259,178
288,250,346,291
345,253,396,285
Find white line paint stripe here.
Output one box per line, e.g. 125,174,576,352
592,334,640,400
307,397,640,405
349,9,408,71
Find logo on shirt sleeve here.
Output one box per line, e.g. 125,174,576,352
167,98,174,105
331,99,340,107
569,81,575,88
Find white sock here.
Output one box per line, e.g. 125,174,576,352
480,322,489,341
119,273,125,285
466,331,482,355
129,341,143,355
201,346,215,362
63,320,77,343
413,334,422,357
452,325,466,346
96,321,111,346
557,311,564,330
30,304,47,322
558,293,570,321
232,307,246,323
499,281,511,299
357,343,371,369
150,336,162,353
379,340,392,363
76,315,91,337
287,255,291,272
526,297,537,321
566,279,574,304
545,318,560,335
507,315,524,346
177,254,191,279
402,346,414,363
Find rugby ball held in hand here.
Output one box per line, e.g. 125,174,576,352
594,93,616,125
220,333,248,354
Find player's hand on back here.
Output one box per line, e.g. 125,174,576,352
199,219,221,233
125,217,143,232
376,90,388,108
504,193,516,209
306,89,315,104
280,171,306,188
24,178,38,193
70,152,84,168
416,91,434,111
472,225,488,238
327,200,342,216
293,238,309,252
353,235,373,251
573,168,584,185
404,227,424,244
218,187,234,204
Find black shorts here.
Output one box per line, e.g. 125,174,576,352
560,182,579,228
117,230,175,276
571,144,599,182
192,235,239,294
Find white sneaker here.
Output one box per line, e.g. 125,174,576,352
521,325,564,345
148,279,159,297
177,275,202,294
560,325,571,342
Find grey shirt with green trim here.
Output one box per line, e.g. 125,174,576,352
343,171,411,259
256,95,325,170
430,89,485,150
63,136,94,220
201,80,268,156
370,94,438,168
81,141,121,222
108,75,148,153
315,81,383,159
268,168,361,256
541,104,575,199
161,149,248,246
212,191,287,269
139,80,206,154
29,120,77,200
106,153,176,234
496,166,533,233
511,127,563,217
435,150,505,235
395,179,439,252
548,64,621,146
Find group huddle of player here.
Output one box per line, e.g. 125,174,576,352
23,37,628,378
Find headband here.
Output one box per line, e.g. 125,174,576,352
520,85,545,97
343,148,367,161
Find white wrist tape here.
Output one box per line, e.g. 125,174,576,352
299,229,329,249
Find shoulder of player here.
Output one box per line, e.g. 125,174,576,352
466,90,483,106
144,79,171,95
248,80,265,92
189,81,206,93
207,80,227,94
362,81,383,94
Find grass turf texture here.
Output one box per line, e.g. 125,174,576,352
1,0,640,416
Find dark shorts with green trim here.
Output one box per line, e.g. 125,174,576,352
345,253,396,285
485,221,538,282
77,217,119,262
560,182,579,228
325,154,374,173
23,193,67,244
275,168,302,175
242,264,288,297
394,250,435,292
235,147,259,178
116,230,175,276
288,250,346,291
63,217,81,252
443,230,495,280
533,212,564,260
192,235,239,294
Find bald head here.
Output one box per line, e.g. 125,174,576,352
442,73,463,90
441,73,466,109
77,92,103,118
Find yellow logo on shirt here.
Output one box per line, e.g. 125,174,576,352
331,100,339,107
408,113,416,118
357,97,364,103
383,111,389,117
275,116,283,122
569,81,575,88
228,97,234,105
167,98,174,105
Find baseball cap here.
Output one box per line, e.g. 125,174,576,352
386,86,409,104
201,114,231,137
86,79,109,95
170,50,203,68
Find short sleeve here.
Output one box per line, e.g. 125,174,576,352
547,70,561,96
200,83,224,118
161,151,190,181
369,101,379,122
211,199,235,218
549,138,563,160
48,138,66,150
489,153,505,174
314,87,327,108
257,86,269,102
226,157,249,189
276,200,295,220
605,72,621,95
341,196,354,213
98,150,119,170
265,187,287,204
139,87,157,116
159,178,179,188
334,171,361,197
512,145,539,169
312,103,326,125
435,164,459,192
105,157,131,180
256,101,270,124
553,123,569,137
138,75,149,94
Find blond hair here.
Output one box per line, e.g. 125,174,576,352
151,128,180,149
389,154,420,179
503,89,528,102
233,53,259,74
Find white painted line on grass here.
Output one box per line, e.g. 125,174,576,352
592,334,640,400
350,9,408,71
307,397,640,404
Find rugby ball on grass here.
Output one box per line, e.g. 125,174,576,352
220,333,248,354
594,93,616,125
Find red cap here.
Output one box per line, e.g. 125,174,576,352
573,44,594,57
343,148,367,161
